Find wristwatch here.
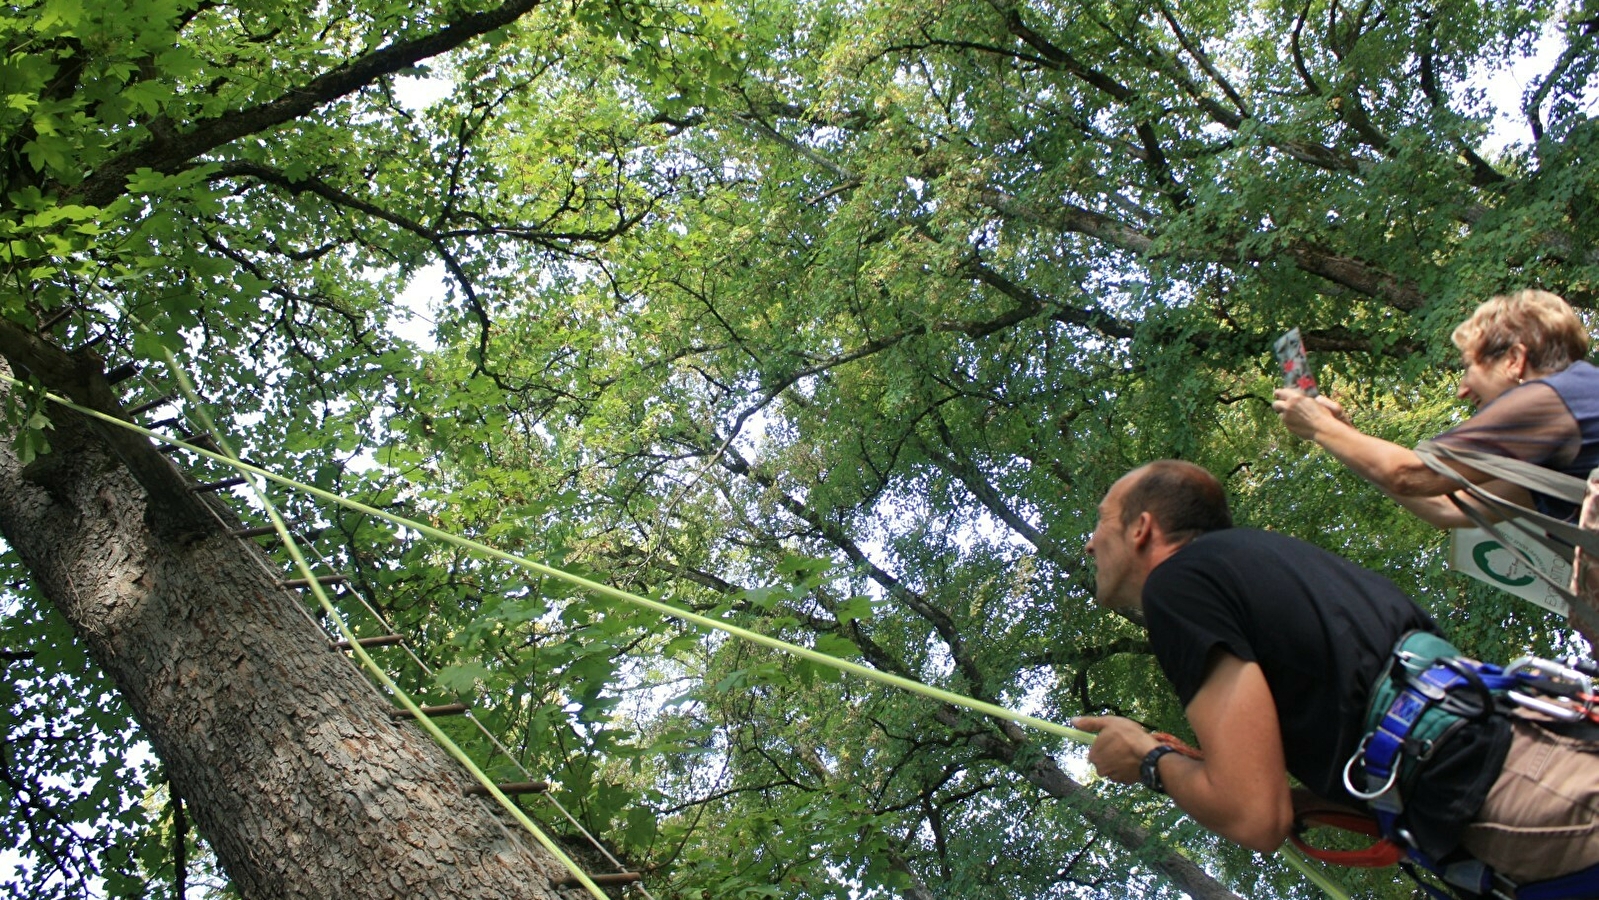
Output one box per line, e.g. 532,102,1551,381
1140,745,1178,794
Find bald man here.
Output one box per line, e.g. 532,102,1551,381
1073,461,1596,884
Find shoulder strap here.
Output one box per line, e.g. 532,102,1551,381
1414,440,1588,504
1412,443,1599,644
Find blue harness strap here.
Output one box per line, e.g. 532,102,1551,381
1518,861,1599,900
1348,655,1514,832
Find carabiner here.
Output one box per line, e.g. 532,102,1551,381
1342,734,1399,802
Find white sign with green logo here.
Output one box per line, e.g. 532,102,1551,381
1449,527,1571,617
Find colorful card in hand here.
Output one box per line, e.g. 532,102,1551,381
1272,328,1318,396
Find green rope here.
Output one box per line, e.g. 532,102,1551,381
1281,843,1354,900
48,383,1098,744
10,376,1358,900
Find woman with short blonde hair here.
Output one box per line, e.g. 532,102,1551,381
1274,290,1599,526
1452,289,1589,375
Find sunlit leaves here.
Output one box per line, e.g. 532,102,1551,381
0,579,166,900
378,1,1599,898
1,0,1593,898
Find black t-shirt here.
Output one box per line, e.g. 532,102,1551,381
1144,528,1509,858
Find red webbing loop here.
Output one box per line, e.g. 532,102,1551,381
1290,811,1405,868
1146,732,1400,869
1151,731,1204,759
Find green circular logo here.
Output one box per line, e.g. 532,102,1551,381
1472,540,1535,587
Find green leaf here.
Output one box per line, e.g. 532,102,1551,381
434,662,492,695
623,803,657,849
834,596,873,624
812,633,856,660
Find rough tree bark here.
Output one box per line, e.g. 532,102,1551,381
0,367,572,899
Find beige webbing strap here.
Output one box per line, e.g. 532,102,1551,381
1414,442,1599,646
1416,441,1588,503
1415,442,1599,554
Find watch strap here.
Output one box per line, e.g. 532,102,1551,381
1140,744,1178,794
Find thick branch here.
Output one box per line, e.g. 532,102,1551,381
70,0,544,208
1414,25,1504,188
1524,19,1599,144
962,258,1137,340
977,188,1425,309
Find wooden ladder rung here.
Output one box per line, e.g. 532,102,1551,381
105,362,139,385
239,526,323,542
126,394,178,417
390,703,470,720
331,634,405,651
231,525,278,539
194,476,248,493
160,433,218,454
281,574,349,589
38,307,74,332
466,781,549,797
558,873,641,888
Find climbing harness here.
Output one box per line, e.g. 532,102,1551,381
1326,631,1599,899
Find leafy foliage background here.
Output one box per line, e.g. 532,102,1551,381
0,0,1594,897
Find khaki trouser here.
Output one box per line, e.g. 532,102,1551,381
1459,717,1599,883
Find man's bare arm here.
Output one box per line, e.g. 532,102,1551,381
1080,652,1294,853
1167,652,1295,851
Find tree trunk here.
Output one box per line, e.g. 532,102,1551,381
0,378,572,899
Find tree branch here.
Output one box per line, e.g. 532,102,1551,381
70,0,546,207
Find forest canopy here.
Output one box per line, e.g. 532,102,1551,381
0,0,1595,897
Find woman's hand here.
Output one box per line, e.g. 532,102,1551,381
1272,389,1349,440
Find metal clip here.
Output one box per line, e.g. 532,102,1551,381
1342,734,1399,801
1506,656,1592,697
1506,656,1593,719
1507,690,1586,722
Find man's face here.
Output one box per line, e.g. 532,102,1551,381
1085,477,1139,610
